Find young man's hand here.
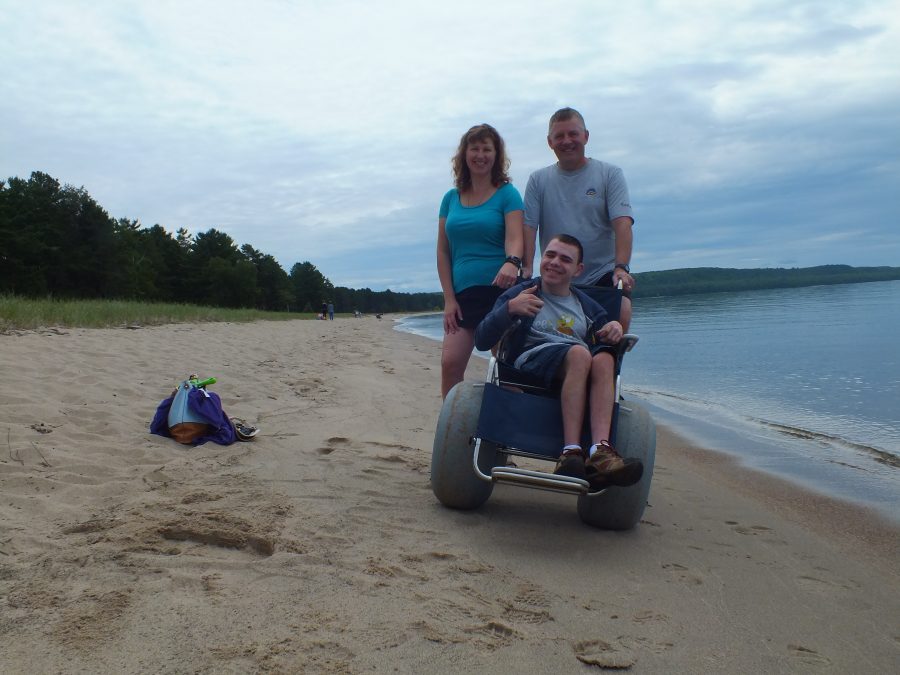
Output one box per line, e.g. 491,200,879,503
595,320,623,344
508,285,543,317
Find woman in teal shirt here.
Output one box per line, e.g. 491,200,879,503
436,123,524,398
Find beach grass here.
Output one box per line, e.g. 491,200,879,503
0,295,318,331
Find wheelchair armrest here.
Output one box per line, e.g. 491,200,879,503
610,334,639,370
619,333,639,354
493,318,523,363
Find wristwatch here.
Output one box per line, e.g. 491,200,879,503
505,255,523,269
614,263,630,274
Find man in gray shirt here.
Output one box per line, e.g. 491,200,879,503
524,107,636,330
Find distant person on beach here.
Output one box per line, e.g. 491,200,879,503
437,123,525,398
327,302,334,320
524,107,636,331
475,234,643,489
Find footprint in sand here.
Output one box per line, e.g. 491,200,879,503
661,562,703,586
369,441,428,471
289,377,329,398
464,620,520,649
572,638,637,668
143,467,174,487
501,584,553,625
158,512,276,556
180,491,223,504
61,517,124,535
632,609,668,624
373,359,395,375
787,643,832,667
325,438,428,472
731,523,773,536
796,574,860,594
54,589,132,648
315,437,348,456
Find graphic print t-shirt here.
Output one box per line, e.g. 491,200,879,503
514,290,588,368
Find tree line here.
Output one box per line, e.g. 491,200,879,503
0,171,442,313
632,265,900,298
4,171,896,312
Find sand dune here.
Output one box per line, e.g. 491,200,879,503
0,318,896,673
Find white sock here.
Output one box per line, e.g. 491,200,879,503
562,444,582,455
588,442,608,458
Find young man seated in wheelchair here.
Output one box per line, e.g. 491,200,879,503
474,233,643,489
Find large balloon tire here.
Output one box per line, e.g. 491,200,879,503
577,400,656,530
431,382,497,510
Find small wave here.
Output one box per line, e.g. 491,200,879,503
629,387,695,404
628,386,899,470
756,420,900,469
393,314,443,341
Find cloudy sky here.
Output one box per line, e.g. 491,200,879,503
2,0,898,291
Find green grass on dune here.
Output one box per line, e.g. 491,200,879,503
0,295,320,332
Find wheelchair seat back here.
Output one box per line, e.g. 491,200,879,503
572,283,622,322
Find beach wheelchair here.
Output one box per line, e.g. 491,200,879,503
430,285,656,529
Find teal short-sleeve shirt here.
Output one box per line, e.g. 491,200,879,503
440,182,524,293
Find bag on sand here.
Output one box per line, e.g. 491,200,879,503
150,378,237,446
167,380,212,443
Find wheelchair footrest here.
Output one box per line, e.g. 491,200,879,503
490,466,590,495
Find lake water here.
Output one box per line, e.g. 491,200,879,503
395,280,900,521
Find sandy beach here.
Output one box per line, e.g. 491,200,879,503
1,316,897,673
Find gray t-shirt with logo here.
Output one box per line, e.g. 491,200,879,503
524,158,634,284
514,290,588,369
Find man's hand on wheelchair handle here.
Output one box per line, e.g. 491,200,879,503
595,320,623,344
508,285,543,318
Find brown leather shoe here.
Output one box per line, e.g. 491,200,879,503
554,448,587,480
585,441,643,488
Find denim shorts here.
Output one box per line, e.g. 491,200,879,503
515,343,575,388
516,342,617,388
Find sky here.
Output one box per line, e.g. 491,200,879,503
2,0,898,292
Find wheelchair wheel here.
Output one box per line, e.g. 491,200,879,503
431,382,497,510
577,400,655,530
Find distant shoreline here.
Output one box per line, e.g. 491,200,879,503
626,264,900,298
409,268,900,302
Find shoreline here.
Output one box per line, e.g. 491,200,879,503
1,317,896,672
653,431,899,575
392,320,897,573
392,314,900,525
631,392,900,525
